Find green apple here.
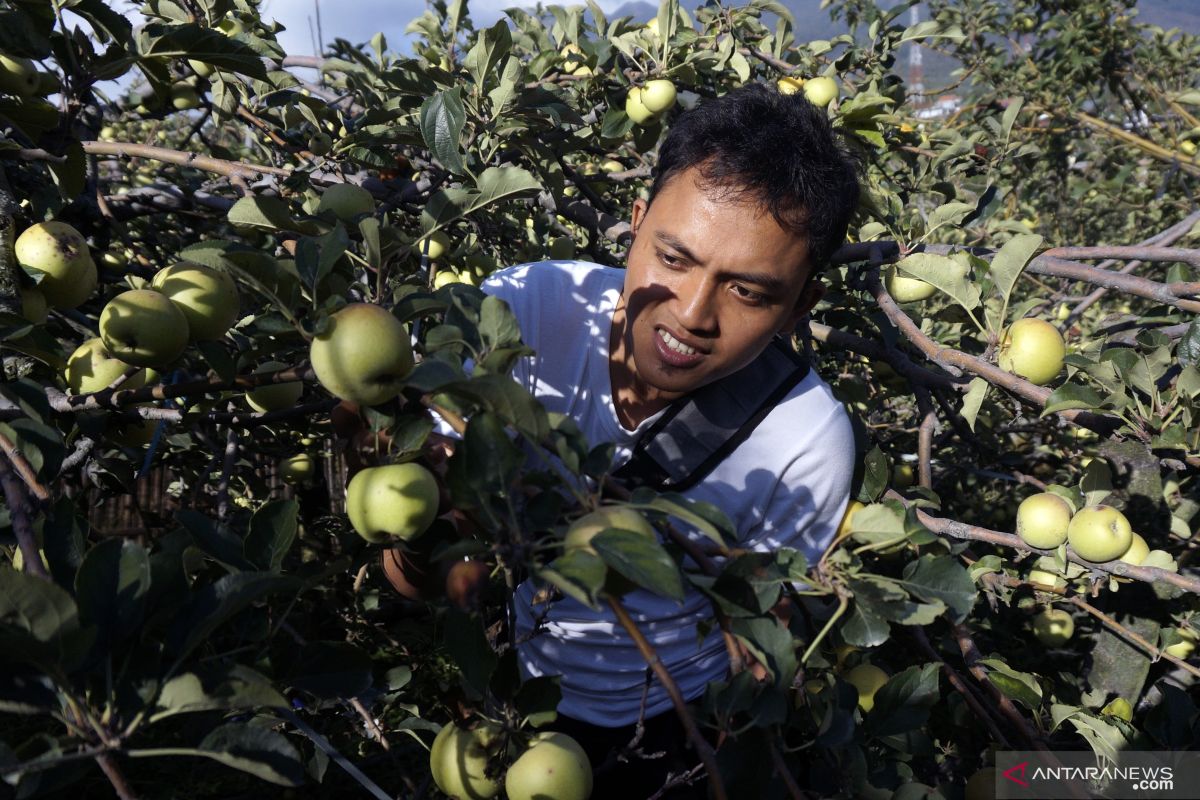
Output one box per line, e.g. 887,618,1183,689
432,268,475,289
803,76,839,107
559,43,587,74
1015,492,1072,549
150,262,240,341
0,54,39,98
308,132,333,155
964,768,996,800
65,338,154,395
1164,628,1197,660
429,721,502,800
1180,140,1197,157
280,453,316,485
1031,608,1073,646
625,87,656,125
416,230,451,261
504,732,592,800
169,83,201,110
998,318,1065,385
1118,532,1149,566
1101,697,1133,722
317,183,374,220
564,507,657,594
777,76,804,95
836,499,865,539
1027,568,1065,591
884,266,937,302
19,286,47,324
892,463,915,490
844,663,888,712
547,236,575,260
640,79,676,114
246,361,303,413
345,463,440,543
15,221,98,309
188,59,215,78
99,289,190,368
310,303,414,406
1067,505,1133,563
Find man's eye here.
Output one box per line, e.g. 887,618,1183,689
733,285,766,305
658,251,682,268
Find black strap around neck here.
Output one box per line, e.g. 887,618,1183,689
611,337,810,492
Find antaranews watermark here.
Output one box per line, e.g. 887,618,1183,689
996,751,1200,799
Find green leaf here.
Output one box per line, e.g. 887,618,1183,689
1177,319,1200,367
979,658,1043,711
421,167,542,234
227,196,310,234
540,549,606,609
1041,383,1104,416
1051,707,1128,764
169,573,302,661
137,23,268,79
283,642,373,700
865,663,940,736
442,607,498,699
152,665,288,723
74,538,151,644
130,723,305,786
894,253,981,311
959,377,988,431
731,615,797,692
48,141,87,202
514,676,562,728
845,503,907,547
177,510,254,571
592,529,684,602
925,202,976,234
638,492,736,547
989,233,1042,304
419,89,467,174
896,555,977,622
464,20,512,89
294,224,349,296
0,565,81,646
244,500,298,572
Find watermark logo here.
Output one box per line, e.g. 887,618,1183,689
995,751,1199,799
1002,761,1029,789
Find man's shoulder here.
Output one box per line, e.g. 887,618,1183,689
764,366,854,448
482,259,623,300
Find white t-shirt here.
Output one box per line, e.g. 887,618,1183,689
478,260,854,726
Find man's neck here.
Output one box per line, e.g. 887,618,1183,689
608,302,671,430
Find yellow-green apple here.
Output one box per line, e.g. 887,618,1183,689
432,268,475,289
416,230,450,261
1015,492,1072,549
19,286,47,324
309,303,413,405
1101,697,1133,722
14,221,98,309
564,506,657,595
547,236,575,260
150,262,240,341
1164,628,1197,659
1067,505,1133,563
625,87,656,125
188,59,215,78
836,499,865,539
777,76,804,95
0,54,39,98
844,663,889,712
803,76,838,107
308,132,332,155
246,361,303,412
65,338,154,394
1118,532,1149,566
964,768,996,800
317,183,374,220
1180,140,1197,157
640,79,676,114
559,43,587,74
170,82,201,110
998,318,1065,385
884,266,937,302
429,721,502,800
1027,568,1066,591
98,289,190,368
504,732,592,800
279,453,316,485
1031,608,1074,646
345,463,440,543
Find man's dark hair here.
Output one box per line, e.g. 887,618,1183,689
647,82,861,271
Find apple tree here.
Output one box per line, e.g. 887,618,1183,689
1,0,1198,798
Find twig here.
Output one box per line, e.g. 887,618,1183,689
349,697,390,751
910,627,1012,748
1065,595,1200,679
0,457,48,579
81,141,291,180
607,596,726,800
0,429,51,502
95,753,139,800
765,734,810,800
951,622,1046,750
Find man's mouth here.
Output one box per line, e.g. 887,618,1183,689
658,328,698,356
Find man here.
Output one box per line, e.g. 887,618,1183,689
470,83,859,796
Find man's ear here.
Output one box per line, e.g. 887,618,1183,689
629,197,648,239
779,276,825,334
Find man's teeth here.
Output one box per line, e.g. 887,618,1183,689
659,329,697,356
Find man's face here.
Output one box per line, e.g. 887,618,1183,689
611,167,822,417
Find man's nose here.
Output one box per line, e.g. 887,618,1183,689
675,273,718,334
